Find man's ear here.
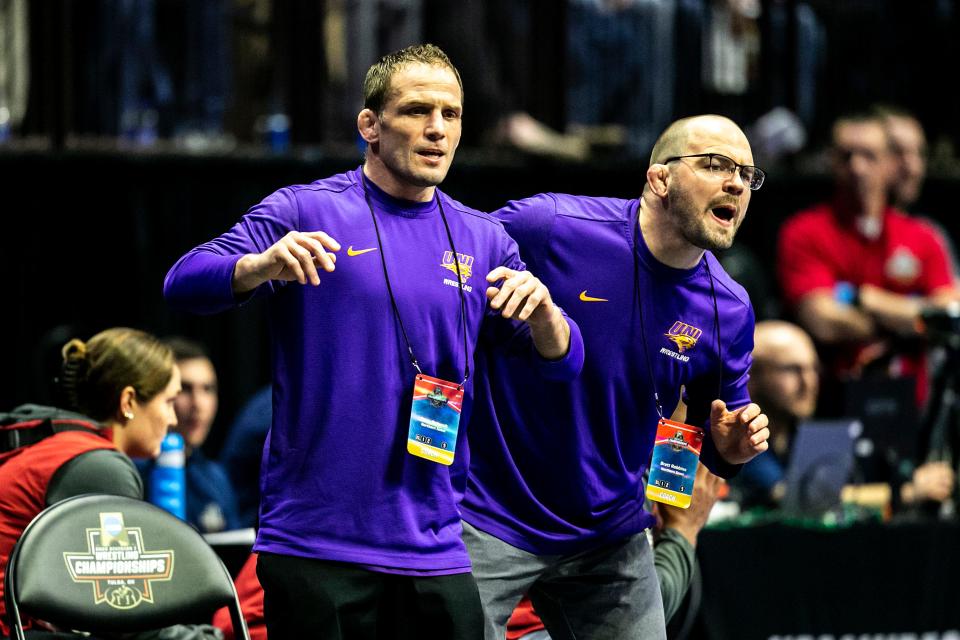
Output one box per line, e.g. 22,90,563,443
358,109,380,145
646,164,670,199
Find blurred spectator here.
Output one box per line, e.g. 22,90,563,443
701,0,761,125
876,105,960,282
30,1,233,146
138,337,241,533
566,0,675,158
880,106,928,211
424,0,588,160
777,111,960,409
759,1,824,133
74,1,174,142
734,320,955,512
562,0,825,161
734,321,819,508
219,385,271,528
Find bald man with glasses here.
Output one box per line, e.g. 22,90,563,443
463,115,770,639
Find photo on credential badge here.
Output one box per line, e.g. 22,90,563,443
407,374,465,466
646,418,705,508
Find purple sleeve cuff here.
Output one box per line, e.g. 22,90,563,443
531,312,584,382
164,251,253,314
699,435,743,479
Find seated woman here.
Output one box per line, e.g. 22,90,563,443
0,327,181,637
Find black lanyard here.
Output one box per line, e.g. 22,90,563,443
632,219,723,419
361,177,470,386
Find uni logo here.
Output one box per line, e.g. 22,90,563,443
441,251,474,283
665,321,702,353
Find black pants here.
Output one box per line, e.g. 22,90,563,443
257,552,484,640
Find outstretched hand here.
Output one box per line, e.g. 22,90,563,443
709,400,769,465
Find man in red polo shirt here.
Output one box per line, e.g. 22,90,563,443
778,111,958,408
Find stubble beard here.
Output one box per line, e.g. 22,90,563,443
401,153,454,191
669,183,738,251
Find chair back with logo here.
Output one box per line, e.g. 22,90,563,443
4,494,250,640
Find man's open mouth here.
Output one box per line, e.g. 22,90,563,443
711,205,736,222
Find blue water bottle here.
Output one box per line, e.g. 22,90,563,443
265,113,290,154
150,433,186,520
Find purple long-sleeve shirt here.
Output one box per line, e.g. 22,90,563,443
463,193,754,555
164,168,583,573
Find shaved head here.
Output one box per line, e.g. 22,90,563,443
750,321,820,423
648,115,749,166
753,321,817,363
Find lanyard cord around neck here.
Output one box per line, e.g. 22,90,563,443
632,218,723,419
361,177,470,386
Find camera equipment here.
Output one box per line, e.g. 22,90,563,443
916,302,960,518
918,303,960,349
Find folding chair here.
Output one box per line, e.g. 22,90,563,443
5,494,250,640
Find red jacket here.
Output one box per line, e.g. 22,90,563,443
0,430,116,635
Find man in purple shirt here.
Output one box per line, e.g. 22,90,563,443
164,44,581,640
462,115,771,639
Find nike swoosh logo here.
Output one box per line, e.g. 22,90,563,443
347,246,378,257
579,290,608,302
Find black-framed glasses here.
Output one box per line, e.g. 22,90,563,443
663,153,766,191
